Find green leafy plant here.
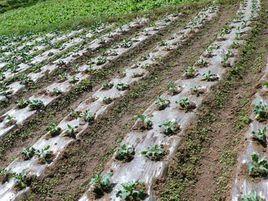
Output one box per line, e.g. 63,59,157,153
36,146,53,164
167,81,181,95
141,144,165,161
17,99,29,109
116,181,147,200
29,99,44,110
242,192,265,201
253,102,268,122
21,147,36,160
102,82,113,90
69,76,79,84
13,172,32,191
121,39,133,48
65,124,77,138
159,119,179,135
47,123,62,137
96,56,107,65
184,66,198,78
116,83,129,91
251,127,267,144
248,152,268,177
5,115,16,126
156,97,170,110
190,86,206,97
115,144,135,162
195,58,208,68
83,110,95,124
90,173,113,197
133,115,153,130
103,96,113,104
202,71,219,81
51,88,63,96
177,97,196,112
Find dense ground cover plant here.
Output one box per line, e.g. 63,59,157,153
0,0,205,35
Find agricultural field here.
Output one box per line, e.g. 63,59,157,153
0,0,267,200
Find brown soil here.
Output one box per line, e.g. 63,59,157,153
24,4,240,201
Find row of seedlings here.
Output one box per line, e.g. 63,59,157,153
79,0,260,200
0,28,86,64
231,60,268,200
0,13,182,137
0,7,219,201
0,25,111,82
0,18,149,103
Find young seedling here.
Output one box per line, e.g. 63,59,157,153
90,173,113,197
36,146,54,164
121,39,133,48
167,81,182,96
184,66,198,79
133,114,153,130
103,96,113,105
5,115,16,126
21,147,36,160
116,83,129,91
177,97,196,112
116,181,147,200
253,102,268,122
203,47,215,58
159,119,179,135
248,152,268,177
115,144,135,162
64,124,78,138
96,56,107,65
29,99,44,110
101,82,114,90
83,110,95,124
17,99,29,109
141,144,165,161
0,169,14,184
251,127,267,144
47,123,62,137
69,76,79,84
69,110,82,120
156,97,170,110
13,172,32,191
190,86,206,97
242,192,265,201
195,58,208,68
202,71,219,81
51,88,63,96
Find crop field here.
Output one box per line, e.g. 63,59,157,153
0,0,267,200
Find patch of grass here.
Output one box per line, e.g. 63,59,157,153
0,0,210,35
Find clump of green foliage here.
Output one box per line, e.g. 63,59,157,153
116,181,147,200
115,144,135,162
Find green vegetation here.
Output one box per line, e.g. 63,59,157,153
248,153,268,177
90,173,113,197
0,0,208,35
242,192,265,201
116,181,147,200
